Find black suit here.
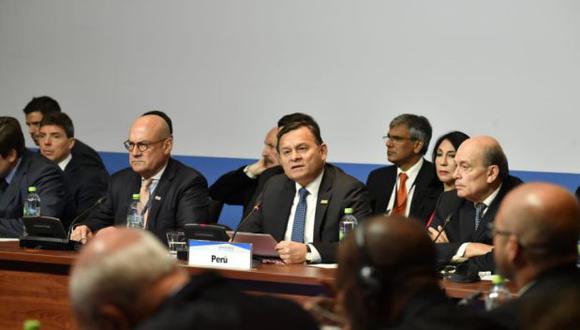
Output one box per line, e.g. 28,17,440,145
71,139,106,170
209,165,283,218
430,176,522,271
489,265,580,330
366,160,442,224
239,164,372,263
63,156,109,219
136,272,318,330
83,158,209,242
0,150,70,237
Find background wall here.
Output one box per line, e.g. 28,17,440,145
1,0,579,226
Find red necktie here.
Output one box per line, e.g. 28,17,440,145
392,173,408,216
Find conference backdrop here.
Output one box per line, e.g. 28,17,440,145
2,0,579,226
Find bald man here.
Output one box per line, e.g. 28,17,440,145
428,136,522,272
336,216,504,329
71,111,209,243
70,228,318,330
489,183,580,329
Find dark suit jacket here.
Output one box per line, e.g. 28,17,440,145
63,156,109,219
136,272,318,330
83,158,209,242
366,160,442,224
209,165,283,218
71,139,106,170
239,164,372,262
430,175,522,271
489,265,580,330
0,150,70,237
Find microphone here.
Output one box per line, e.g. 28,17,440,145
432,213,453,243
67,196,107,240
230,199,262,242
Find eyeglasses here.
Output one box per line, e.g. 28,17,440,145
123,138,167,152
487,222,514,238
382,134,416,143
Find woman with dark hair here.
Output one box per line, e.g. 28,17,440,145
425,131,469,227
432,131,470,191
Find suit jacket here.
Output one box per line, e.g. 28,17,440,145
489,265,580,330
430,175,522,271
239,164,372,262
63,156,109,219
71,139,106,170
83,158,209,242
366,160,442,224
136,272,318,330
0,150,70,237
209,165,283,218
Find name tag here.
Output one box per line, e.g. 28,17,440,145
188,240,252,270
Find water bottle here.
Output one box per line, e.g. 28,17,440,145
339,208,358,241
485,275,512,310
126,194,144,229
23,186,41,216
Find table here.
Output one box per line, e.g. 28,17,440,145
0,241,502,330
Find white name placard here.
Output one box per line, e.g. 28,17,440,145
188,240,252,270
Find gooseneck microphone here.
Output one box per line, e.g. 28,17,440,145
230,200,262,242
431,213,453,242
67,196,107,240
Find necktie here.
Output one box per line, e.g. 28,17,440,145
392,173,408,216
291,188,309,243
474,202,487,231
140,178,153,227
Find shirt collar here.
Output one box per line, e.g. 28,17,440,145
480,184,502,207
58,153,73,171
295,169,325,196
144,162,168,182
397,157,424,184
5,157,22,184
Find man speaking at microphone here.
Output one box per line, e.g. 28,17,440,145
428,136,521,271
238,117,372,264
70,111,209,244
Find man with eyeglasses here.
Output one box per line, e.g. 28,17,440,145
488,183,580,329
71,111,209,244
366,114,442,223
428,136,521,272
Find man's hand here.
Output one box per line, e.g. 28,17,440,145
275,241,308,264
70,225,93,245
427,226,449,243
465,243,493,258
246,158,267,178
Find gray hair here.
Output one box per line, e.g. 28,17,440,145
389,114,432,155
69,231,177,330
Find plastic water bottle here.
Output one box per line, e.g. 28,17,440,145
485,275,512,310
339,208,358,241
126,194,144,229
23,186,41,216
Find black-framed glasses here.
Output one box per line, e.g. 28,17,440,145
123,138,167,152
382,134,417,143
488,222,514,238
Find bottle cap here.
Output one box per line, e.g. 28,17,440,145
344,208,353,214
28,186,37,193
491,274,504,285
23,320,40,330
132,193,140,200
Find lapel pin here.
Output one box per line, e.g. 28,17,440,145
320,200,328,204
155,196,161,200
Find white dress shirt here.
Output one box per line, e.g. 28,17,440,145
386,158,424,216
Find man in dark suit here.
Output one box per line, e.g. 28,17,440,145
209,113,316,221
428,136,521,271
0,117,70,237
489,183,580,329
70,111,209,243
38,112,109,219
22,95,106,170
239,119,372,264
335,215,505,330
366,114,442,223
70,228,318,330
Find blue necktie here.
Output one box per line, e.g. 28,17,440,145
291,188,309,243
474,202,487,231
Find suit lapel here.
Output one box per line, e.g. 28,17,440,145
458,202,476,242
410,161,429,216
271,178,296,240
379,167,397,213
313,167,333,241
145,160,175,230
